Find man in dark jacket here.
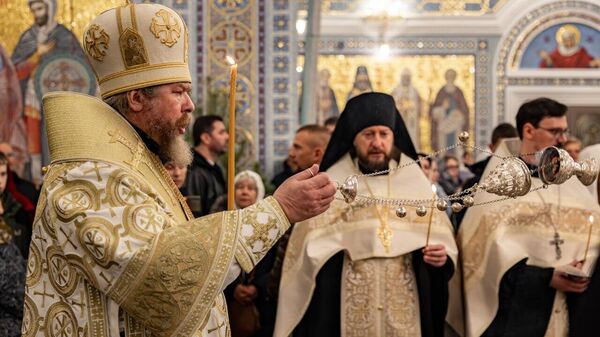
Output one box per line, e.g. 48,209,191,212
186,115,229,216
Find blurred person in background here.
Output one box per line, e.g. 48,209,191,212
439,154,464,195
226,170,271,337
564,137,582,161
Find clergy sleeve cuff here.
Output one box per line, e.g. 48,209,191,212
235,196,291,272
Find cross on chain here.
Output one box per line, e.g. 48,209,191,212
549,232,564,260
33,281,55,308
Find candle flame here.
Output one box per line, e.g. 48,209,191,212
226,55,236,65
590,215,594,224
431,184,437,193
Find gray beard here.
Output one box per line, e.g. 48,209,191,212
158,136,193,167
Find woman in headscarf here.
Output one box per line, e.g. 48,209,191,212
226,170,268,337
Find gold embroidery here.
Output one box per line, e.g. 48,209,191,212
40,205,58,240
104,169,150,207
184,24,189,63
84,280,109,337
33,280,55,308
28,92,245,337
44,301,80,337
383,257,420,336
21,295,41,337
52,180,100,222
98,61,188,84
46,246,80,297
150,9,181,47
26,240,42,287
107,129,148,172
125,311,150,337
343,257,376,336
122,203,169,240
75,217,120,269
84,24,110,62
67,255,100,289
463,203,600,281
342,255,421,337
120,224,214,334
238,198,290,264
101,75,191,99
119,28,149,69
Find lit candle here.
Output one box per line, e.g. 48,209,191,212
425,184,436,247
226,55,237,210
583,214,594,263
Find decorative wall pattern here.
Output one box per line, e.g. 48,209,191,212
264,0,299,176
297,0,509,16
496,0,600,122
206,0,258,170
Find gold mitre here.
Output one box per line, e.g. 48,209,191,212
82,2,190,99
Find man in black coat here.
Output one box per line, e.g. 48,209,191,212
186,115,229,216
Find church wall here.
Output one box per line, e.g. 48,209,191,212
2,0,600,180
495,0,600,147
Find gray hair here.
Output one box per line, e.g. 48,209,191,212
103,86,158,116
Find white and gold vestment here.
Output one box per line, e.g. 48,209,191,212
23,92,290,337
274,154,458,337
459,139,600,337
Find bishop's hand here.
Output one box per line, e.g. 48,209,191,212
274,164,336,224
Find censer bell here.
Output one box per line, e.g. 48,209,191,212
539,146,599,186
478,157,531,197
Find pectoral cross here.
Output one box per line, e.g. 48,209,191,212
550,232,564,260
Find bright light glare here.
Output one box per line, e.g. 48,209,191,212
296,19,307,35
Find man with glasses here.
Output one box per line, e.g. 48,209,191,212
517,98,570,161
460,97,599,337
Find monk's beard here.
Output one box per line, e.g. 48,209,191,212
149,114,193,166
357,151,391,173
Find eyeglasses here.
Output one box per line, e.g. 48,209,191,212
536,127,570,138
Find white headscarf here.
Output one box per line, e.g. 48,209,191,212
233,170,265,209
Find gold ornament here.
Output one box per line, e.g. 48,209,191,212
416,206,428,217
84,24,110,62
451,202,464,213
150,9,182,47
395,206,407,218
436,199,448,211
458,131,470,143
463,196,475,207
